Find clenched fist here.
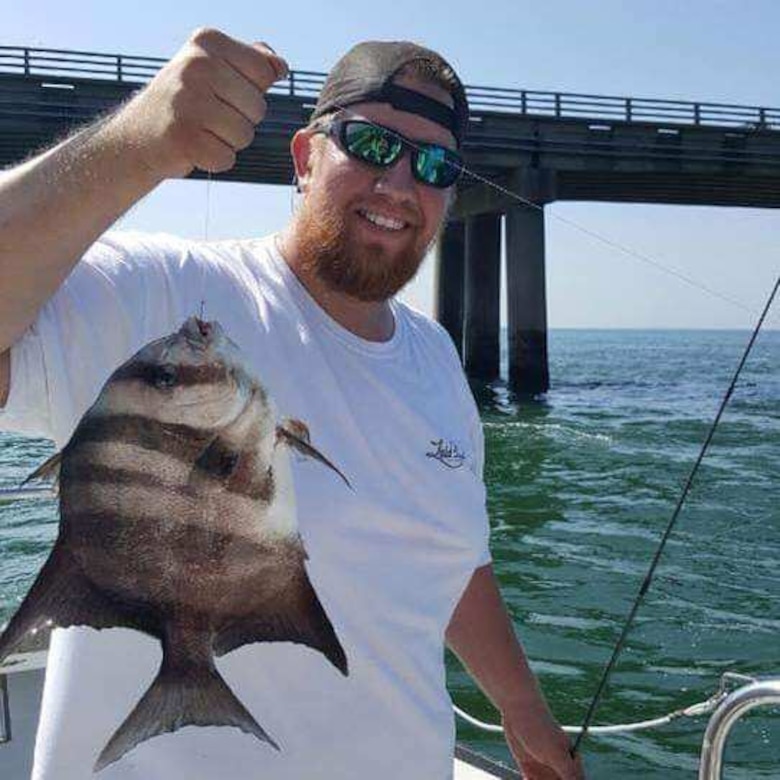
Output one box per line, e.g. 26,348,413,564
118,28,288,178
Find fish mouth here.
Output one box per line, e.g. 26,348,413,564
180,316,221,350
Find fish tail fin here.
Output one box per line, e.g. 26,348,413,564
94,660,279,771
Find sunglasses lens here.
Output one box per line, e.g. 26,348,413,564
337,120,461,188
414,146,461,188
342,122,402,166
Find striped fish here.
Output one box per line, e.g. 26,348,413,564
0,316,349,771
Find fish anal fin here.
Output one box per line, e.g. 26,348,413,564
95,652,278,771
275,424,352,490
214,568,349,677
21,451,62,490
0,544,159,664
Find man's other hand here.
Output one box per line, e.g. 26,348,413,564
502,706,585,779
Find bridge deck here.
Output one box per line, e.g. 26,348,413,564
1,46,780,210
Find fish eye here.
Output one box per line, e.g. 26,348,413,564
153,364,178,389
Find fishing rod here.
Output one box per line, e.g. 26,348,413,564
570,273,778,754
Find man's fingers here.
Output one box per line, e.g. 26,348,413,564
519,756,560,780
510,729,585,780
128,28,287,177
521,753,581,780
208,61,268,125
203,94,257,152
573,752,586,780
193,129,236,174
252,41,289,80
190,28,286,91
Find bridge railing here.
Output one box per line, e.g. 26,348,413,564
1,45,778,131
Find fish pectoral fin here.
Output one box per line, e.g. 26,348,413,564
95,651,278,771
278,417,311,444
214,571,349,677
275,423,352,490
0,544,160,665
21,451,63,490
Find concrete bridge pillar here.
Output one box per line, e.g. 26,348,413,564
463,212,501,381
434,219,466,356
505,203,549,394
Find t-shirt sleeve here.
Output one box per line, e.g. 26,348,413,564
0,231,203,447
431,320,493,568
467,403,492,568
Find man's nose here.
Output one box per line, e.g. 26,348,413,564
373,152,418,202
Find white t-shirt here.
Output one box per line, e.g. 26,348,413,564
0,232,491,780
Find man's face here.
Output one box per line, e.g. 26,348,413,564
292,76,456,302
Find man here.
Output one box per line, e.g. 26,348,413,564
0,29,583,779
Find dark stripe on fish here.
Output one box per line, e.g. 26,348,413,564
73,414,213,462
64,510,265,571
65,448,274,502
65,463,179,491
112,361,230,388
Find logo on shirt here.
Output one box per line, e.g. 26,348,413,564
426,438,466,469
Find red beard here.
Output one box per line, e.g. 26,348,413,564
293,188,431,302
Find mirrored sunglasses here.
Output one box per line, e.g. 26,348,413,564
317,118,463,189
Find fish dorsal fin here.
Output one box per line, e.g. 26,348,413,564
276,419,352,490
21,451,63,490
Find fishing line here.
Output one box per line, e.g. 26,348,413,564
570,272,779,756
457,167,751,314
328,106,753,315
205,100,751,313
203,170,213,242
198,170,213,320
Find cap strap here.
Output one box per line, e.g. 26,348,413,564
379,83,458,137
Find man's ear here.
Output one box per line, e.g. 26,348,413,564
290,128,318,194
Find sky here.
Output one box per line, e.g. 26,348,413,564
4,0,779,329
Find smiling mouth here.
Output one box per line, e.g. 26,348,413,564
357,209,409,232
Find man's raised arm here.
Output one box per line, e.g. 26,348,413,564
0,28,288,402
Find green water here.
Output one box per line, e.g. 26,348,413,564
1,329,778,777
448,330,779,778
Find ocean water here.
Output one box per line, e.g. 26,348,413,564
1,329,778,778
449,329,780,778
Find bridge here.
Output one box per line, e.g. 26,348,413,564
2,46,780,394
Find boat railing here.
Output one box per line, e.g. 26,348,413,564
0,486,56,502
698,676,780,780
0,674,9,743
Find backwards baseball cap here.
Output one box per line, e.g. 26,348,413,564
310,41,469,147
